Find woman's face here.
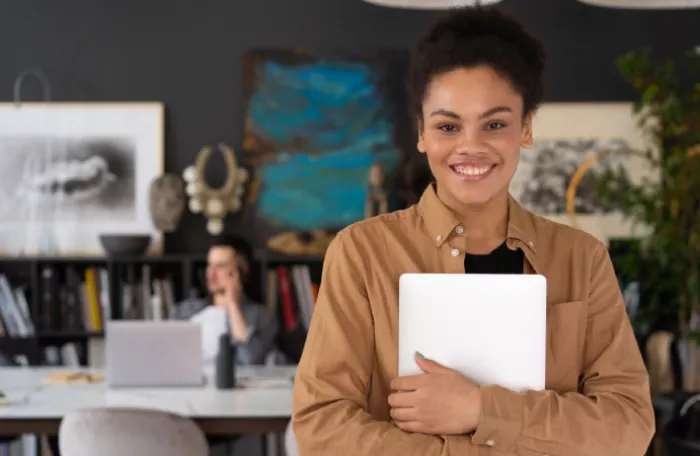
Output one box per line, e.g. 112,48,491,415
418,65,533,209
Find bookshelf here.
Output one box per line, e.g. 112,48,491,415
254,250,325,363
0,250,329,366
0,254,206,366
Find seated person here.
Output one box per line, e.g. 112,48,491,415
49,237,279,456
175,237,279,455
173,235,278,365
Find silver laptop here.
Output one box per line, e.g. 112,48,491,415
399,273,547,392
106,320,204,388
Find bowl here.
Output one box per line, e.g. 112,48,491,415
99,234,152,257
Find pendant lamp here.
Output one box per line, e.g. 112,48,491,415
362,0,502,9
577,0,700,8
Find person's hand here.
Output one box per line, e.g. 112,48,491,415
388,353,481,436
223,266,243,308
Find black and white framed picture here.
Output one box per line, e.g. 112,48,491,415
510,102,657,243
0,102,164,255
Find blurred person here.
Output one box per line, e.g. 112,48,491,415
174,235,278,366
174,235,279,456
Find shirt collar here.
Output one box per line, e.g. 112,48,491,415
416,183,537,255
206,293,252,307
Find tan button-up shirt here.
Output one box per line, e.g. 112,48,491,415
292,184,655,456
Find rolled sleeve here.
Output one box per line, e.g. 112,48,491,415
234,305,278,365
465,242,655,456
471,385,525,452
232,324,257,345
292,231,467,456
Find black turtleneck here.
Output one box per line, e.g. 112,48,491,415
464,241,524,274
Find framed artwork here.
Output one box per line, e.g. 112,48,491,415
0,102,164,255
510,102,657,243
242,49,412,238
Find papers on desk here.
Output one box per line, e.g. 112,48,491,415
235,377,294,389
42,371,104,384
189,306,229,362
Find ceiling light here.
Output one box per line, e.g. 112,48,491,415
362,0,502,9
577,0,700,8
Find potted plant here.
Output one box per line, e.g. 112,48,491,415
595,47,700,387
594,47,700,453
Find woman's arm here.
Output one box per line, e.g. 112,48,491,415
292,232,483,456
463,242,655,456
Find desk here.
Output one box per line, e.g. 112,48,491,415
0,365,296,438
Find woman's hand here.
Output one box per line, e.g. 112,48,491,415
388,353,482,436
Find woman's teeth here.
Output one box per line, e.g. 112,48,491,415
452,165,492,176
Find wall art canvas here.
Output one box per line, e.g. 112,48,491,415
0,102,164,255
242,49,411,236
510,102,657,242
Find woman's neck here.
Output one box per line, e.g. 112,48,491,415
437,186,509,254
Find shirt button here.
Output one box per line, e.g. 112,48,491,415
436,235,442,242
486,439,495,447
455,225,464,234
451,249,459,257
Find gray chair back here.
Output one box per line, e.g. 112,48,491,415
58,407,208,456
285,420,299,456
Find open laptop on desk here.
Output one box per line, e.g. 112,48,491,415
106,321,204,388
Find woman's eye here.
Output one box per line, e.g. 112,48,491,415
438,124,458,132
487,121,505,130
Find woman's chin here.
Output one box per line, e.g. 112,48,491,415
450,186,505,208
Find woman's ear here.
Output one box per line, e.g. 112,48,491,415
416,118,426,153
520,112,534,149
417,134,426,153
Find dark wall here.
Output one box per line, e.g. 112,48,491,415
1,0,698,253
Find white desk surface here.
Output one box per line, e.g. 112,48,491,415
0,365,296,420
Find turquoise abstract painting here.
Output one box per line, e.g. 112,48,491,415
243,49,409,233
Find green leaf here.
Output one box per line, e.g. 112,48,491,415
608,46,700,333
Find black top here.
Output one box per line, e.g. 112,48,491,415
464,241,524,274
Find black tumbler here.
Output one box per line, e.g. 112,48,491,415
215,333,236,389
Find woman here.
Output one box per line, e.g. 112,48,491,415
291,5,655,456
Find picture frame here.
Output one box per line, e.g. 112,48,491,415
241,48,412,241
510,102,657,244
0,102,165,256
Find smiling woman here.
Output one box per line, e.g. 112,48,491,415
291,5,655,456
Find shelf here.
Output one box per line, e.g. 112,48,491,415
0,337,39,360
0,254,205,263
0,336,35,342
0,332,104,341
36,332,104,339
259,253,325,264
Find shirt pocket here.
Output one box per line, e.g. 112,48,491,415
546,300,587,391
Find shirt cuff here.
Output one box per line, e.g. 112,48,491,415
471,384,525,453
231,326,256,344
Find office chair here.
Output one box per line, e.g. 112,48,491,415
58,408,208,456
285,421,300,456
